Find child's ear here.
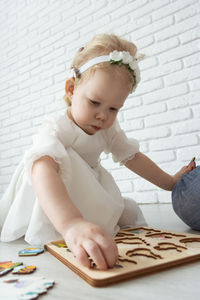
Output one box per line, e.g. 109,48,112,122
65,78,75,96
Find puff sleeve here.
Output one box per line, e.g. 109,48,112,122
104,119,139,165
23,113,73,185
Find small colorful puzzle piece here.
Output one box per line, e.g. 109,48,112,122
56,243,67,248
12,265,36,274
0,276,54,299
18,247,44,256
0,261,23,276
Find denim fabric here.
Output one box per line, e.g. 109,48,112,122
172,166,200,231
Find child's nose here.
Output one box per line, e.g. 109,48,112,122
96,111,107,121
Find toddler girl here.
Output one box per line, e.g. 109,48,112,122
0,34,193,270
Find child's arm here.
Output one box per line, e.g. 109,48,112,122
125,152,193,191
31,156,118,270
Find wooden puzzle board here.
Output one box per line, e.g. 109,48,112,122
45,227,200,287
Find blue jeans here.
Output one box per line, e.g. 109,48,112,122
172,166,200,231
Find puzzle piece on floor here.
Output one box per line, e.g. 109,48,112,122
0,261,23,276
18,247,44,256
12,265,36,274
45,226,200,287
0,276,54,299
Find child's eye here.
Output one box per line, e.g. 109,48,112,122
110,107,118,112
90,100,100,105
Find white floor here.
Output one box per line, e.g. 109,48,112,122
1,204,200,300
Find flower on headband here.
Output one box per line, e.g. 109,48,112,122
129,60,137,71
121,51,133,64
110,50,123,62
109,50,138,72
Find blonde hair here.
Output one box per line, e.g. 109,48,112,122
63,33,138,106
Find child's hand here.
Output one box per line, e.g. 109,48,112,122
62,217,118,270
172,158,196,187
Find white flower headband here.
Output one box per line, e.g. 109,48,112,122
70,50,145,93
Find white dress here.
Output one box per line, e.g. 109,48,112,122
0,111,146,246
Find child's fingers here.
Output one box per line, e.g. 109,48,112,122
185,162,195,173
112,241,119,261
72,246,91,268
187,157,196,170
181,160,196,175
97,237,118,268
189,160,196,170
82,239,108,270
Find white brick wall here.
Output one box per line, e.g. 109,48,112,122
0,0,200,204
